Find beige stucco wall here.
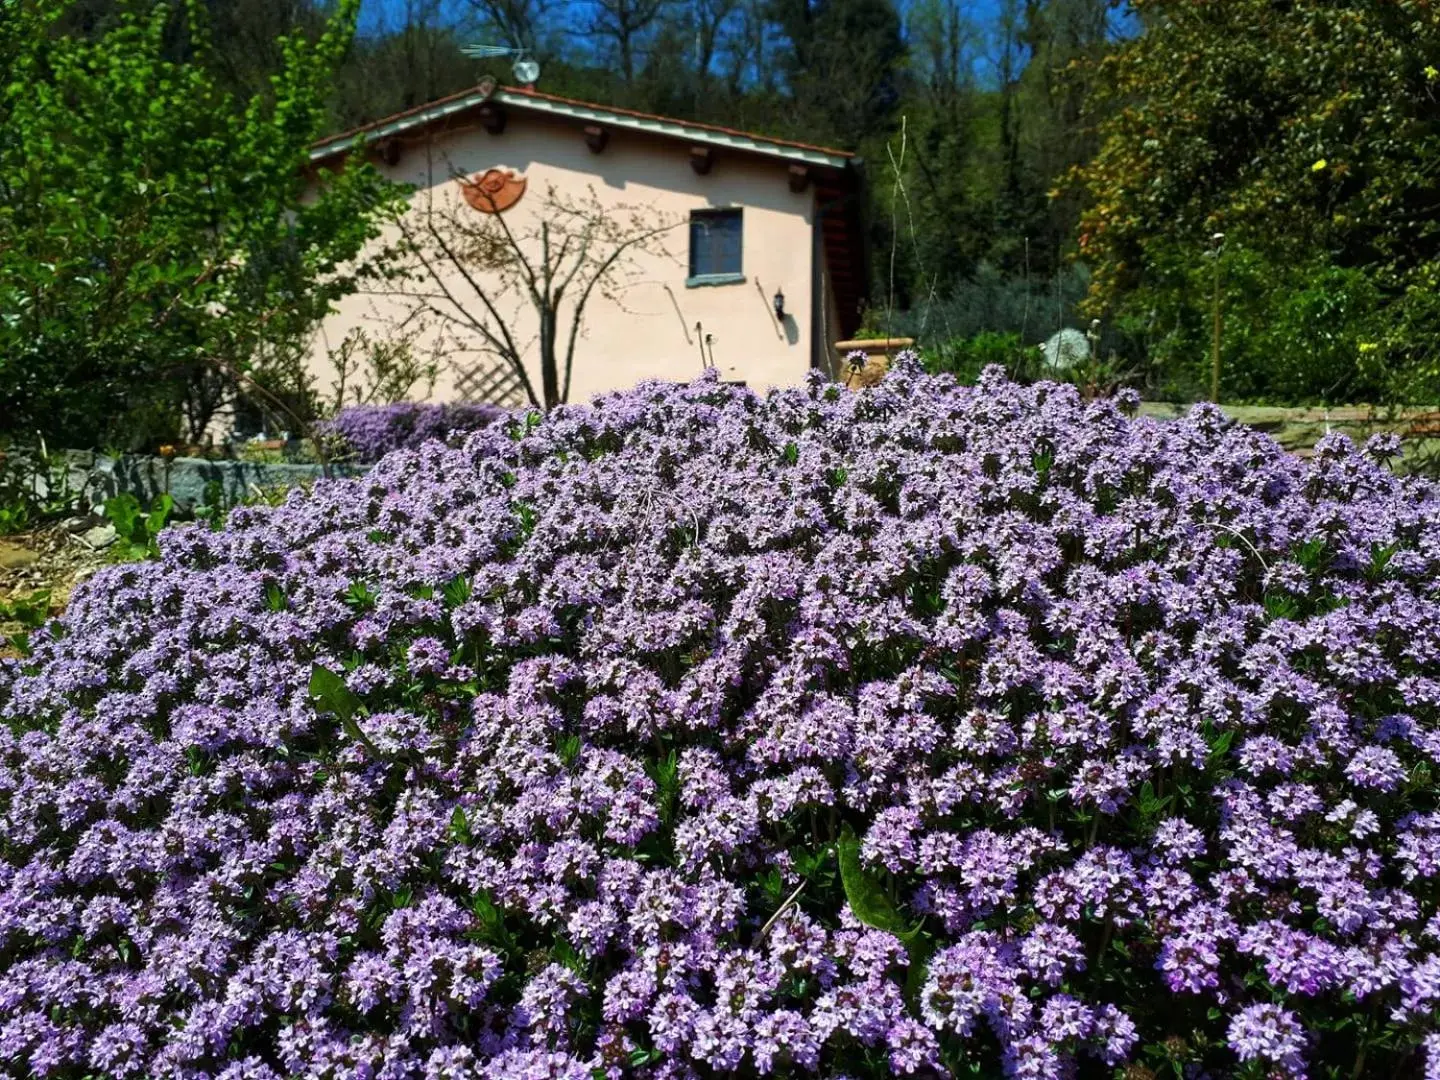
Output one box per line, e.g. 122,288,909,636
307,111,820,408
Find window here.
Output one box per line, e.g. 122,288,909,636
688,208,743,284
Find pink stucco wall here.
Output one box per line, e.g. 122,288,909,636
307,109,831,408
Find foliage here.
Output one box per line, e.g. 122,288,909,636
0,442,75,537
1055,344,1139,401
2,362,1439,1076
885,263,1095,359
100,492,175,561
768,0,906,144
0,591,52,660
1129,247,1388,405
920,330,1032,384
318,402,511,462
0,0,406,448
191,475,319,531
1069,0,1440,402
323,326,444,417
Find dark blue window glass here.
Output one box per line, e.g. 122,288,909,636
689,209,742,277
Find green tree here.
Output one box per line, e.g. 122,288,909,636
331,3,479,128
0,0,405,448
1069,0,1440,402
769,0,905,146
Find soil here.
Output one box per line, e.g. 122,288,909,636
0,525,109,656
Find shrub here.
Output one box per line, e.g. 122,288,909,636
319,402,510,462
0,0,404,448
1136,249,1388,405
921,331,1032,385
885,262,1093,347
2,361,1439,1078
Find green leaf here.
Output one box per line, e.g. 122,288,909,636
1263,590,1299,622
556,733,582,768
646,749,680,825
146,493,173,538
103,493,141,541
343,580,378,611
449,805,472,845
1367,541,1399,581
307,663,382,758
1293,537,1328,572
0,589,50,630
442,574,472,608
837,824,910,936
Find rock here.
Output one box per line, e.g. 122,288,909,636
80,524,118,550
0,543,38,570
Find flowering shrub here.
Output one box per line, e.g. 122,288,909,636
319,402,508,462
3,360,1440,1078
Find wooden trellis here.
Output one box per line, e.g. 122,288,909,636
454,357,527,407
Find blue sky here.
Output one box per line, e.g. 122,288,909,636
355,0,1133,90
359,0,1020,40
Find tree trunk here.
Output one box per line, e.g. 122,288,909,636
539,306,560,409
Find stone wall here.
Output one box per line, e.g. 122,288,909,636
60,451,367,513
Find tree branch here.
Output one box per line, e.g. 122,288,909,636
399,211,543,409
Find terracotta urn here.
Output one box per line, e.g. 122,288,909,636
833,337,916,389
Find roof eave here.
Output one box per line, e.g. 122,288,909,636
307,88,855,173
487,90,854,171
308,87,496,165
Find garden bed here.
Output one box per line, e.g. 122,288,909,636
3,366,1438,1077
0,524,107,655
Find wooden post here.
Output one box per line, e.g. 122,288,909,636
1210,232,1224,403
479,104,507,135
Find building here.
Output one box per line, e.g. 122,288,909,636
304,81,867,408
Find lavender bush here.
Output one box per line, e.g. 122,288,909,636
3,360,1440,1078
319,402,509,462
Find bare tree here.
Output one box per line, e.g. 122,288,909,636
586,0,670,81
386,179,680,410
908,0,978,111
991,0,1029,199
689,0,740,83
462,0,555,51
322,324,444,414
722,0,778,96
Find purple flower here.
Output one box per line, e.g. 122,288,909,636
1227,1003,1308,1075
1,365,1438,1076
320,402,509,462
1344,745,1407,791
